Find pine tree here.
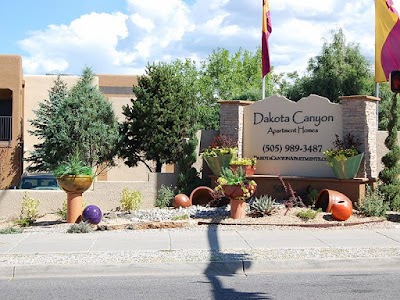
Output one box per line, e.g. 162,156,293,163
26,67,120,175
119,61,198,172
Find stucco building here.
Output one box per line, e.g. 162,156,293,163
0,54,149,189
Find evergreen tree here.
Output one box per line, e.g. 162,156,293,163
379,93,400,211
26,67,120,175
26,76,68,171
119,61,198,172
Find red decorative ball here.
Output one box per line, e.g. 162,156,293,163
173,194,191,208
331,200,353,221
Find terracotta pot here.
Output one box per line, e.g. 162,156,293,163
66,192,83,223
331,200,353,221
230,199,247,219
173,193,191,208
190,186,215,206
222,184,256,199
230,165,256,176
57,175,93,193
315,189,352,213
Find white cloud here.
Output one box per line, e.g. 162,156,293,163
17,0,397,76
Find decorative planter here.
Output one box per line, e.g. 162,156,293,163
329,153,364,179
230,199,247,219
57,175,93,193
331,200,353,221
57,175,93,223
190,186,215,206
203,153,237,176
221,184,256,219
173,193,191,208
230,165,256,176
315,189,352,213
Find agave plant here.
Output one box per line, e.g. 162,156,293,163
249,195,277,216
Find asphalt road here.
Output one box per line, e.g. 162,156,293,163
1,269,400,300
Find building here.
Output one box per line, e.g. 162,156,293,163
0,54,152,189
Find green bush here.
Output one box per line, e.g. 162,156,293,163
0,226,24,234
15,193,40,227
156,185,175,208
56,199,87,220
357,187,389,217
296,208,321,221
121,188,143,212
67,221,93,233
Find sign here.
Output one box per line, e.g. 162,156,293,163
243,95,342,177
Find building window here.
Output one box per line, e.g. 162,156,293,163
0,89,12,142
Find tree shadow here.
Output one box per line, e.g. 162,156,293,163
203,215,271,300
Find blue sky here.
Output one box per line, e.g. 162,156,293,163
1,0,398,76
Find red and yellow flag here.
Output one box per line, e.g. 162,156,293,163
375,0,400,82
262,0,272,77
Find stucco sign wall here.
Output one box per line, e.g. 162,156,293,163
243,94,342,177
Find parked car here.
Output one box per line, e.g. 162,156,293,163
13,173,60,190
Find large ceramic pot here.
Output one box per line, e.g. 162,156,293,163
329,153,364,179
57,175,93,193
315,189,352,213
331,200,353,221
57,175,93,223
190,186,215,206
203,153,237,176
222,184,256,219
173,193,191,208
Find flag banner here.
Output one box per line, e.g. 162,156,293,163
375,0,400,82
262,0,272,77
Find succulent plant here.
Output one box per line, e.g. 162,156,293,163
249,195,277,216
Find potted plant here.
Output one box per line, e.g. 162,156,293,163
323,133,364,179
214,167,257,219
201,135,238,176
54,154,94,223
230,157,257,176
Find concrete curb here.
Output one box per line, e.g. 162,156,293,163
3,257,400,279
0,261,244,279
244,257,400,274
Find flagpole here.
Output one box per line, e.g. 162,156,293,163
262,76,266,99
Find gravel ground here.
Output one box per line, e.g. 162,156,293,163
1,204,399,234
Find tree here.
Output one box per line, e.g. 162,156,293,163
379,93,400,211
282,29,373,102
119,60,198,172
26,67,120,175
197,48,275,129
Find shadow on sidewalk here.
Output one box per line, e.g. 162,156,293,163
203,216,271,300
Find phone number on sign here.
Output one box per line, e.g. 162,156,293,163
262,144,323,153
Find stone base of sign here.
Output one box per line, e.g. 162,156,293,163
210,175,376,205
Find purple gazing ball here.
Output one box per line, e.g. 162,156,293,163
82,205,102,225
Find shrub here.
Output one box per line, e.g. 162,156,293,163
296,208,321,221
121,188,143,212
15,193,40,227
56,199,87,221
249,195,277,216
0,226,24,234
67,221,93,233
357,187,389,217
156,185,175,208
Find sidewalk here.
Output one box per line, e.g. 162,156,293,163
2,226,400,278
